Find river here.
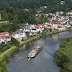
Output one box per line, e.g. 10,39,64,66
7,31,72,72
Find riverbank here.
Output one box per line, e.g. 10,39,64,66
0,29,71,61
0,36,40,61
0,29,72,72
0,46,17,72
54,37,72,72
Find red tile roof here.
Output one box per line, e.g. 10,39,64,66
48,18,52,21
35,26,39,29
42,24,44,27
0,32,9,35
1,36,10,39
68,10,72,13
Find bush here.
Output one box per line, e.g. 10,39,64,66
21,38,24,41
11,37,20,46
54,37,72,71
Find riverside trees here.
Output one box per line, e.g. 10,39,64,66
54,37,72,71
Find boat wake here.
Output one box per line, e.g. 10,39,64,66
28,58,31,61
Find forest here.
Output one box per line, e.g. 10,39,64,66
0,0,72,10
0,0,72,25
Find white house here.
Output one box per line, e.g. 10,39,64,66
24,26,30,32
58,28,66,31
68,10,72,15
0,32,11,44
31,25,43,33
60,11,64,14
47,25,52,29
1,36,11,44
56,12,59,16
12,29,27,39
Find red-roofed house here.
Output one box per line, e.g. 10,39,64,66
68,10,72,15
0,32,11,44
1,36,11,44
48,18,52,21
0,32,9,37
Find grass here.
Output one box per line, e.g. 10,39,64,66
0,46,17,61
0,52,3,55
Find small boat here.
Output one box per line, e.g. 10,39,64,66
28,45,42,58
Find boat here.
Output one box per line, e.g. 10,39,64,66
28,45,42,58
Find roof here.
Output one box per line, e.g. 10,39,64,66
48,18,52,21
68,10,72,13
35,26,39,29
42,24,44,27
1,36,10,39
0,32,9,35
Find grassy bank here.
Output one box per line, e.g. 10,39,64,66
54,37,72,72
19,36,40,47
0,46,17,61
0,46,17,72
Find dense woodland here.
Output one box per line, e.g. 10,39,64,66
0,0,72,10
0,0,72,25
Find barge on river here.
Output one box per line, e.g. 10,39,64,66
28,45,42,58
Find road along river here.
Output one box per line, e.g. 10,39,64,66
7,31,72,72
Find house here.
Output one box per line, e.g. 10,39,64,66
1,36,11,44
0,21,9,24
70,20,72,24
60,1,65,5
30,25,36,29
31,28,37,33
35,26,42,32
56,12,59,16
48,18,52,22
35,14,39,16
0,32,11,44
12,29,27,39
0,32,9,37
47,25,52,29
60,11,64,14
68,10,72,15
24,26,30,32
49,13,52,15
44,6,47,8
23,9,29,11
29,32,36,36
58,27,66,31
45,14,48,17
25,23,28,26
52,21,61,29
52,24,58,29
61,23,67,28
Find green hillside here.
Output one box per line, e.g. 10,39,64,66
0,0,72,11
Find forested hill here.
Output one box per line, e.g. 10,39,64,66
0,0,72,10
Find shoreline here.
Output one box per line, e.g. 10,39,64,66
0,29,72,72
0,29,72,61
54,37,72,71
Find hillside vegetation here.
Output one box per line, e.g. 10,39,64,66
0,0,72,12
54,37,72,71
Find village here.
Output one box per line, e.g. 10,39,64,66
0,10,72,44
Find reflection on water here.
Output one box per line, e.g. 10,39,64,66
7,31,72,72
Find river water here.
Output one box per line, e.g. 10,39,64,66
7,31,72,72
